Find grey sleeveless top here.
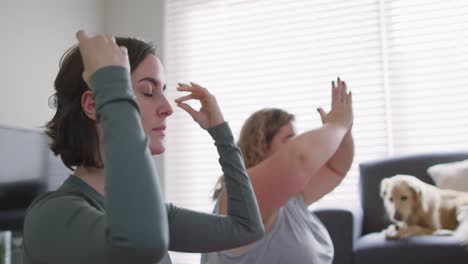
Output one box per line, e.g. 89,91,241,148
201,195,334,264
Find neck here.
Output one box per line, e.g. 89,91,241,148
74,165,106,196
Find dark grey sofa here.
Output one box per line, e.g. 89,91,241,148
314,206,362,264
314,152,468,264
0,125,69,233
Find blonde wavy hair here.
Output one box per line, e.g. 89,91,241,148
212,108,295,200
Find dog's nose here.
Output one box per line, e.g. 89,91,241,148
394,211,402,221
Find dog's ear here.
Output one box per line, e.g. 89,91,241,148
406,177,429,212
380,178,389,198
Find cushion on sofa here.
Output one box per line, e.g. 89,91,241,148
427,159,468,192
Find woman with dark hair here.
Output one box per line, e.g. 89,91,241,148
202,78,354,263
22,31,263,264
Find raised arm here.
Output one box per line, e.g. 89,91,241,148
167,84,264,252
23,32,168,264
301,130,354,205
248,78,353,222
301,78,355,205
82,32,169,262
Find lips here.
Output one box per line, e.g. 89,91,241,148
152,125,166,136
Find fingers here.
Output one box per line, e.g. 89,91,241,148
120,46,128,55
174,94,199,104
175,83,206,113
76,30,117,47
332,77,346,104
338,77,346,102
176,102,198,118
190,82,209,94
176,82,213,106
76,30,89,43
332,77,352,105
317,107,327,123
177,83,196,92
331,80,338,107
177,82,210,97
108,35,116,43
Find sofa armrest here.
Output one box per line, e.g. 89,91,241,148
312,206,363,264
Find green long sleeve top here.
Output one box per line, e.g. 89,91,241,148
22,66,264,264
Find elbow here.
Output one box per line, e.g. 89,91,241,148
246,218,266,243
141,233,169,262
233,214,265,246
110,229,169,263
138,229,169,262
238,223,265,246
252,223,265,241
250,218,265,240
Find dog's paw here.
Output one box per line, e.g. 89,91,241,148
456,206,468,222
433,229,454,236
453,232,468,245
385,224,400,240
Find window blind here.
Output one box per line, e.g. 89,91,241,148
384,0,468,154
163,0,468,262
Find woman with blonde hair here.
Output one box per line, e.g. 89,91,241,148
202,78,354,263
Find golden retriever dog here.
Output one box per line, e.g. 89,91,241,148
380,174,468,245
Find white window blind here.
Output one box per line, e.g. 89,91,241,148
385,0,468,154
163,0,468,263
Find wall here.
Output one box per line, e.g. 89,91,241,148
103,0,166,57
0,0,104,129
0,0,166,183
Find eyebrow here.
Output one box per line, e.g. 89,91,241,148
138,77,166,91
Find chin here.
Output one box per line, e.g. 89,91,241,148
150,143,165,155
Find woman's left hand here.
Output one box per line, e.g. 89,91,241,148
175,82,225,130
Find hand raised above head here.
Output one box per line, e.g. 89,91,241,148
317,77,353,130
75,30,130,87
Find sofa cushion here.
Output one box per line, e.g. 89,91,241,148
355,232,468,264
427,159,468,192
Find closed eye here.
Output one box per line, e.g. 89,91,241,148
138,77,162,97
401,195,408,201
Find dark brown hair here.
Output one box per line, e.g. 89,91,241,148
46,37,156,170
212,108,295,200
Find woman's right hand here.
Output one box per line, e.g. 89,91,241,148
75,30,130,87
317,77,353,131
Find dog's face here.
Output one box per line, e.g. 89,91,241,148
380,175,423,223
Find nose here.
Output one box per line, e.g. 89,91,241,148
158,95,173,117
394,211,402,221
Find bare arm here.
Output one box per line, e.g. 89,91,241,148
248,79,353,222
301,79,355,205
301,131,354,205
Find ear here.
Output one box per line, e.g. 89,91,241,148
380,178,389,198
81,91,97,121
406,178,428,212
